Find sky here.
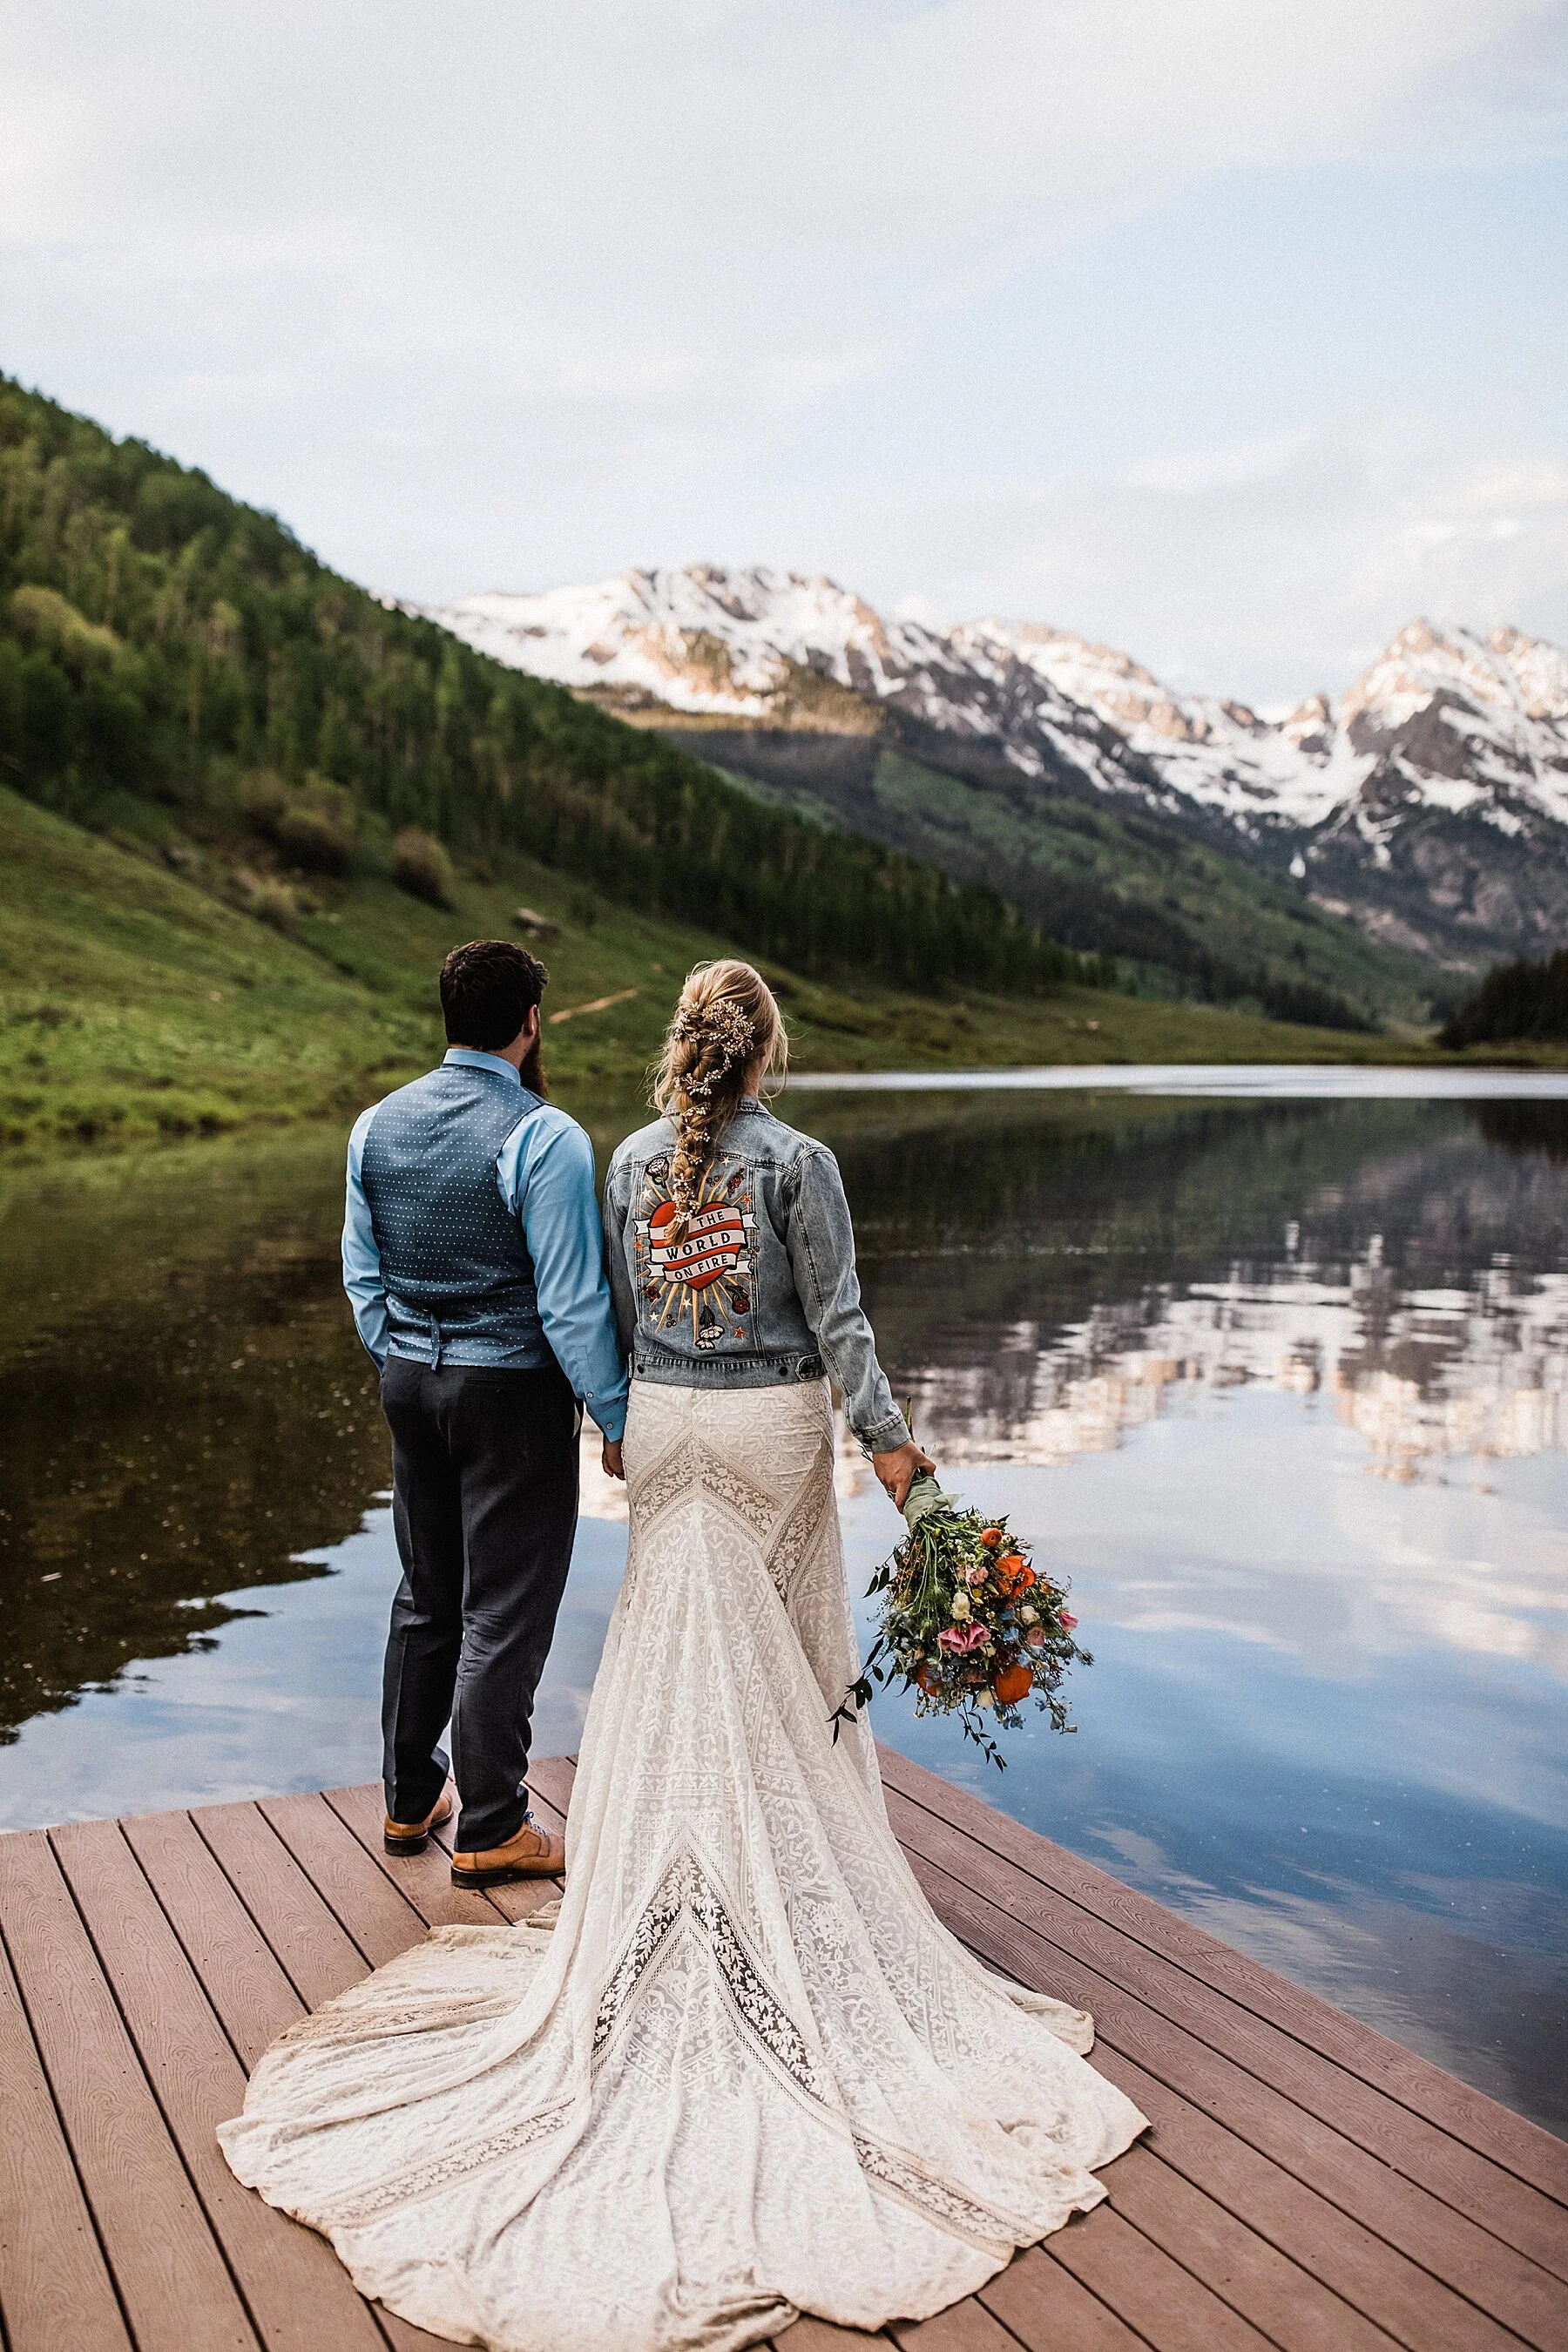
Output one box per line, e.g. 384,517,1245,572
3,0,1567,703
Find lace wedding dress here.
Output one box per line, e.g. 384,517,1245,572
220,1380,1146,2350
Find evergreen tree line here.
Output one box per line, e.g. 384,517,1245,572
1439,950,1568,1048
0,376,1106,998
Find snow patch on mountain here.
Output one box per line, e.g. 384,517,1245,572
429,571,1568,848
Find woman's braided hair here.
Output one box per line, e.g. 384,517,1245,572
653,960,787,1227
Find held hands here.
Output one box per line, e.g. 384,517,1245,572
870,1438,936,1511
602,1438,625,1482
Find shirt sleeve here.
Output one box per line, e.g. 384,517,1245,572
504,1112,630,1443
341,1108,389,1369
784,1145,910,1454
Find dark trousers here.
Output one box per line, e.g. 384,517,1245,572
380,1359,580,1852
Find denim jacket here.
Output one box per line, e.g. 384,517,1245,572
603,1099,911,1453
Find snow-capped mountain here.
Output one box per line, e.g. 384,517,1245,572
430,569,1568,964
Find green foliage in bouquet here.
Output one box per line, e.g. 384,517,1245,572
834,1470,1091,1771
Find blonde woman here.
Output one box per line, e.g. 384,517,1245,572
221,961,1145,2352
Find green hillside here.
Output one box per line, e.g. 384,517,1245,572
0,374,1087,1002
666,727,1436,1031
0,369,1542,1164
0,784,1466,1157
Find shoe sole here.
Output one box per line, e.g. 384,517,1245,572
451,1859,563,1887
383,1830,431,1855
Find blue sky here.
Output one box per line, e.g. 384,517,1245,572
3,0,1565,700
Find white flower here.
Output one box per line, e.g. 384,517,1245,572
949,1590,971,1620
1018,1604,1039,1625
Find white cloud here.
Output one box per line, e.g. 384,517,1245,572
2,0,1565,694
868,422,1568,700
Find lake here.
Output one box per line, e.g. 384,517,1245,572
2,1078,1565,2137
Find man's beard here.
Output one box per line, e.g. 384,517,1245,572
521,1035,548,1098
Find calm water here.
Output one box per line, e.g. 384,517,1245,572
2,1083,1565,2134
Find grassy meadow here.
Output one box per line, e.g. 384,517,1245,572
2,784,1544,1164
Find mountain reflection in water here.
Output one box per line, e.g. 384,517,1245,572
0,1091,1563,2133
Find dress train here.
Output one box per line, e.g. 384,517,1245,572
220,1379,1146,2350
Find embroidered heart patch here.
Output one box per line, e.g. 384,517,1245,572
648,1199,747,1291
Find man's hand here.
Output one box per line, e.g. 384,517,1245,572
601,1437,625,1481
870,1438,936,1511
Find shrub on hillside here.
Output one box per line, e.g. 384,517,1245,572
393,827,454,906
238,767,290,833
239,770,355,874
247,877,298,933
1440,950,1568,1048
279,780,355,875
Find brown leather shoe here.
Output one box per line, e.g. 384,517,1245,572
450,1816,564,1888
382,1781,456,1855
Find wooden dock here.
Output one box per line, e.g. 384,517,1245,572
1,1748,1564,2352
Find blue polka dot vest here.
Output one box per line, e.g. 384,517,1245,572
360,1062,550,1367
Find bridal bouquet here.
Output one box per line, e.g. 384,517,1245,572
835,1471,1090,1771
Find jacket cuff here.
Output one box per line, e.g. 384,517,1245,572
860,1409,912,1453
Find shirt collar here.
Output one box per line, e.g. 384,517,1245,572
443,1047,522,1085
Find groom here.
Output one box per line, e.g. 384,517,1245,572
342,938,628,1888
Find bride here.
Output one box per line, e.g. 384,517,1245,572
220,959,1146,2350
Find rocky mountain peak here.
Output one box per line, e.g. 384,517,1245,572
426,565,1568,963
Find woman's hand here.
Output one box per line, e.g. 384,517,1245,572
870,1439,935,1511
602,1438,625,1481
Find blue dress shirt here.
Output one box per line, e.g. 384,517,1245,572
342,1049,629,1442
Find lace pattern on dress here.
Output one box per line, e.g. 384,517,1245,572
632,1432,778,1544
323,2100,575,2228
594,1850,830,2108
764,1437,834,1604
851,2134,1024,2252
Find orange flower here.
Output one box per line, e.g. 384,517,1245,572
996,1554,1036,1597
993,1660,1033,1708
915,1663,942,1696
979,1527,1005,1549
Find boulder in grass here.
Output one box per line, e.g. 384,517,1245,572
393,828,454,907
512,905,561,941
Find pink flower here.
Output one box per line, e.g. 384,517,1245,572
937,1623,989,1655
1058,1610,1078,1632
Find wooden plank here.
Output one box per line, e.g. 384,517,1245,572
900,1842,1558,2352
375,2313,460,2352
0,1930,131,2352
257,1792,429,1968
121,1808,302,2072
321,1783,511,1931
979,2247,1151,2351
1047,2203,1274,2352
1092,2143,1400,2352
53,1818,389,2352
0,1828,258,2352
881,1745,1568,2210
114,1815,450,2352
192,1798,368,2015
890,2301,1023,2350
774,2322,896,2351
524,1754,577,1824
886,1781,1568,2292
1092,2039,1519,2352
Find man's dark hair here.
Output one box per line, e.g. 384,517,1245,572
440,939,548,1050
